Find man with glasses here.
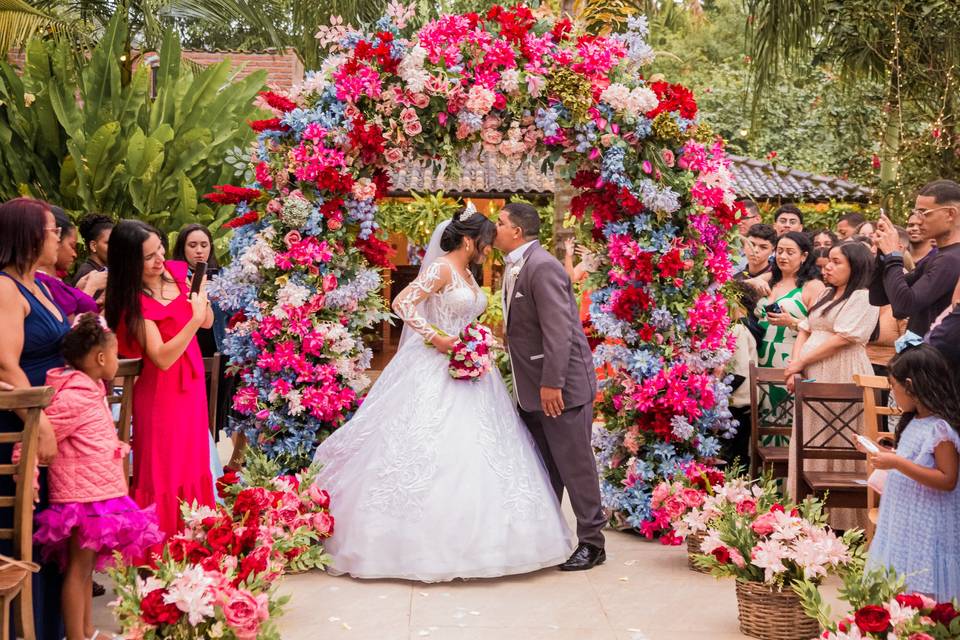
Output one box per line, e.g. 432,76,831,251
871,179,960,335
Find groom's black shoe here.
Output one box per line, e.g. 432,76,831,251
559,543,606,571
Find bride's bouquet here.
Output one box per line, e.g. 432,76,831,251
441,322,495,381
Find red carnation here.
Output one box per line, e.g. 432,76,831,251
141,589,182,626
355,235,395,269
222,211,260,229
204,185,263,206
216,468,240,499
710,546,731,564
259,91,297,113
249,117,290,133
205,524,239,555
233,486,272,522
646,81,698,120
236,545,271,585
551,17,573,42
895,594,925,610
930,602,960,625
854,605,891,633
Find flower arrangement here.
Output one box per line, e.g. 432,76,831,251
213,3,739,530
694,496,862,588
797,567,960,640
108,451,334,638
645,461,727,544
447,322,494,381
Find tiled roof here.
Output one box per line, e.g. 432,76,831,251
726,154,873,203
388,147,872,203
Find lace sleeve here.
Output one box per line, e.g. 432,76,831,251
392,260,451,342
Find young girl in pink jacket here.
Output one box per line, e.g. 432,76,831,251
33,313,164,640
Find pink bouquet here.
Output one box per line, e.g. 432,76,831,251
446,323,494,381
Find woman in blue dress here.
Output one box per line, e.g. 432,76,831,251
865,344,960,601
0,198,71,639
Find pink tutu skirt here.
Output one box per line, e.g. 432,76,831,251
34,496,166,571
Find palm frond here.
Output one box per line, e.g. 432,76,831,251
0,0,71,54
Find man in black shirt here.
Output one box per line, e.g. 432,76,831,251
871,179,960,336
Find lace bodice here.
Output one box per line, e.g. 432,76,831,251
392,259,487,342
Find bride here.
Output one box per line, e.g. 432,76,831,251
311,205,573,581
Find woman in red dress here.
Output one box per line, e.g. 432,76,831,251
104,221,215,535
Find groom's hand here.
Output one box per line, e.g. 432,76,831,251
540,387,564,418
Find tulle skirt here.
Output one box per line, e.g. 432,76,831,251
34,496,165,570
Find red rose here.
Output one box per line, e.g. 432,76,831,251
710,546,731,564
233,487,271,522
217,469,240,499
895,594,925,610
236,524,259,553
854,605,891,633
237,545,271,585
141,589,182,626
769,503,785,513
930,602,959,625
206,525,238,555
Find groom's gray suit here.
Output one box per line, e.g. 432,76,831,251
504,241,605,549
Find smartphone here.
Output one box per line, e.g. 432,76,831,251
856,435,880,454
764,302,782,314
190,262,207,296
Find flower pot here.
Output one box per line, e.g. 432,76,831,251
686,531,709,573
734,580,820,640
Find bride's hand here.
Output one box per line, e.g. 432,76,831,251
431,334,458,353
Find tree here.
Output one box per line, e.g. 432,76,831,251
745,0,960,208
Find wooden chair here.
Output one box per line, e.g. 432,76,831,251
0,385,54,640
108,359,142,480
854,374,900,542
203,353,222,439
793,380,867,510
748,363,793,479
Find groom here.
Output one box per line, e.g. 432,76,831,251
494,203,606,571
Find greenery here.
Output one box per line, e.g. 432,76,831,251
378,191,462,248
796,566,906,630
0,12,265,237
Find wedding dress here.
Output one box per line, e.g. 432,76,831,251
311,247,573,581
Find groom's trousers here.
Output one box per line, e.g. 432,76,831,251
520,402,606,550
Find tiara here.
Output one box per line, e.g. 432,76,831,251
459,201,477,222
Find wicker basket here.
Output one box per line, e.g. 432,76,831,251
735,580,820,640
686,532,709,573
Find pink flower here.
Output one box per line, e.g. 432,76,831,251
313,511,335,536
663,495,687,519
223,589,270,640
465,85,496,114
751,512,777,536
908,634,935,640
661,148,675,167
384,147,403,164
481,128,503,145
322,273,338,293
351,178,377,201
728,548,746,568
404,120,423,136
307,484,330,508
283,230,302,248
399,107,419,125
681,488,704,508
735,498,757,515
266,199,282,214
651,483,670,507
412,93,430,108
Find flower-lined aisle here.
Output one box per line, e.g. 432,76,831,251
210,2,741,530
108,453,333,639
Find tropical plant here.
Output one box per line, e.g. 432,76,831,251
745,0,960,207
377,191,462,248
0,12,266,235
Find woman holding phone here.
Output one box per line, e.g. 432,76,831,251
783,241,879,529
104,220,215,535
746,232,825,426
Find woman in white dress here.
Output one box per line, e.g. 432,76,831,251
311,206,573,582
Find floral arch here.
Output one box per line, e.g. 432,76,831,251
210,4,741,531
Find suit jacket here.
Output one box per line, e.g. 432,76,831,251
504,242,596,412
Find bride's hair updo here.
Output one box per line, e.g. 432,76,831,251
440,205,496,253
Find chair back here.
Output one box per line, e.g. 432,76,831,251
748,363,794,476
0,387,53,563
794,380,865,462
853,374,901,541
203,353,221,438
108,358,142,479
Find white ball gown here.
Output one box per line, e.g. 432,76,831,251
312,258,573,581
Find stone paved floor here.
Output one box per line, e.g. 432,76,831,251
92,434,842,639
